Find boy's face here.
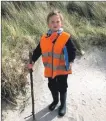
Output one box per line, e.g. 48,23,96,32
48,15,62,31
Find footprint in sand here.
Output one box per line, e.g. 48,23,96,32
68,117,77,121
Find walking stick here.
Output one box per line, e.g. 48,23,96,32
25,52,36,121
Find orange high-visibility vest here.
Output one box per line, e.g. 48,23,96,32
40,32,72,78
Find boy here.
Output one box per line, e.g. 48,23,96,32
28,10,76,117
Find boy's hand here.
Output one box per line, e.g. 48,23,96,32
28,64,33,69
28,62,34,70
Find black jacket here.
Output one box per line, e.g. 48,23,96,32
32,37,76,63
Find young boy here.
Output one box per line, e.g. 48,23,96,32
28,10,76,117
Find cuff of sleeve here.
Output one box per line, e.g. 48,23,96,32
69,60,74,63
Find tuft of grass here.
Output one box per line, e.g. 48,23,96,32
2,35,36,104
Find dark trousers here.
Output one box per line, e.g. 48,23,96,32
48,75,68,93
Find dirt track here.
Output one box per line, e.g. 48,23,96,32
2,47,106,121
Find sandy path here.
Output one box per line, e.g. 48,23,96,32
2,47,106,121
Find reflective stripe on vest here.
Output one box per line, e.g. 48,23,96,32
42,52,64,60
43,62,68,71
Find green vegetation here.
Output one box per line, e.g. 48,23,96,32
1,1,106,105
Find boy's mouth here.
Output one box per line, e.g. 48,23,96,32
54,26,57,28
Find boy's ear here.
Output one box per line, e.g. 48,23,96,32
48,24,50,28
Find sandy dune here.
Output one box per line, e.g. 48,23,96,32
2,47,106,121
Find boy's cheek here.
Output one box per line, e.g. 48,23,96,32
61,23,63,27
61,22,63,27
48,23,51,27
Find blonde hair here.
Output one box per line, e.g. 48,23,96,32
47,10,63,24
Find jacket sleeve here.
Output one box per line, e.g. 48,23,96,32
65,37,76,63
32,43,41,62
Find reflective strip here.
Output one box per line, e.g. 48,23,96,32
43,62,52,68
60,54,64,60
48,52,52,56
53,65,66,71
42,53,48,57
42,52,64,60
53,53,64,60
43,63,66,71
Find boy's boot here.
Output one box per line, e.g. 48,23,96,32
58,92,67,116
49,91,59,111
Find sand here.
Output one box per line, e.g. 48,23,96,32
2,46,106,121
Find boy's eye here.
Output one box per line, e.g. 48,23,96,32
51,21,55,24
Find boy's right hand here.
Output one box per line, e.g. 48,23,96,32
28,64,33,70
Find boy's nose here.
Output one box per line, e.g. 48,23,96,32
53,23,57,26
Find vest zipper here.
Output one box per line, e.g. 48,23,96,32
52,43,54,78
51,34,60,78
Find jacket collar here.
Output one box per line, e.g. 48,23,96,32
47,28,63,36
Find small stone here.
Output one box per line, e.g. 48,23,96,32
82,100,86,105
98,98,101,101
81,50,85,55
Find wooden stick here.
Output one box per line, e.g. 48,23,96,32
29,52,36,121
